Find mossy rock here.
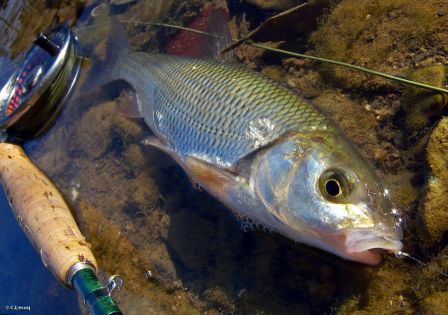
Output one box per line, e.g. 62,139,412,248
419,291,448,315
75,101,117,159
404,65,447,135
77,201,202,315
261,65,283,80
383,172,419,210
419,117,448,244
405,94,445,131
406,64,447,98
310,0,448,91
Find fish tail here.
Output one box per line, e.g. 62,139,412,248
80,18,129,91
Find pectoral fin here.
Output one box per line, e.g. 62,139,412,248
141,136,172,153
182,156,242,198
140,135,179,169
141,136,243,197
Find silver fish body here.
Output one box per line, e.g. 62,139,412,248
112,52,403,264
117,53,329,168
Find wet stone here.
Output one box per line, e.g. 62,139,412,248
419,117,448,244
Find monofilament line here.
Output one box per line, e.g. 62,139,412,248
395,251,448,278
112,20,448,95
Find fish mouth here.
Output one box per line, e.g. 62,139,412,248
320,228,403,265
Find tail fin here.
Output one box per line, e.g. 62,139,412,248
75,5,130,90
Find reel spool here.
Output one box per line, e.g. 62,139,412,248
0,24,81,141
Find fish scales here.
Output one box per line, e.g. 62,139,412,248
115,52,330,168
102,46,403,265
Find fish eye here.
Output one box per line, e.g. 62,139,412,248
319,169,351,201
325,178,341,196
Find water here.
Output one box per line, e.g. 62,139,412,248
0,191,80,314
0,0,22,52
1,0,447,314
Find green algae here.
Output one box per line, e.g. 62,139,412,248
310,0,448,91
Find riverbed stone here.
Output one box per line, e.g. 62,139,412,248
419,118,448,243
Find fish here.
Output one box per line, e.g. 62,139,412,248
86,12,403,265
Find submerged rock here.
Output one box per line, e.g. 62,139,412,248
403,64,447,143
337,264,411,315
312,91,381,164
75,101,117,159
419,118,448,244
76,201,201,315
246,0,305,10
310,0,448,91
419,291,448,315
230,0,331,48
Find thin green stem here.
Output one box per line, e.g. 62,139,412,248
83,20,448,94
249,43,448,94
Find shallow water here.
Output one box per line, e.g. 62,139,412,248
0,191,79,315
1,0,447,314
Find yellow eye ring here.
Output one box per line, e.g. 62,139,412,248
319,169,352,201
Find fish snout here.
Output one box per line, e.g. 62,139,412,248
319,227,403,265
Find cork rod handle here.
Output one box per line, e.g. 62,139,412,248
0,142,97,285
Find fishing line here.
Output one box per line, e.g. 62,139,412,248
76,19,448,95
395,250,448,278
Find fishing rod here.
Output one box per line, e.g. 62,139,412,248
0,24,123,315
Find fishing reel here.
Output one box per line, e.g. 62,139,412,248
0,24,124,315
0,24,81,141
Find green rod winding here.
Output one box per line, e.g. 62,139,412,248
73,269,122,315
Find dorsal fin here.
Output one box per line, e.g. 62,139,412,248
165,4,233,60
